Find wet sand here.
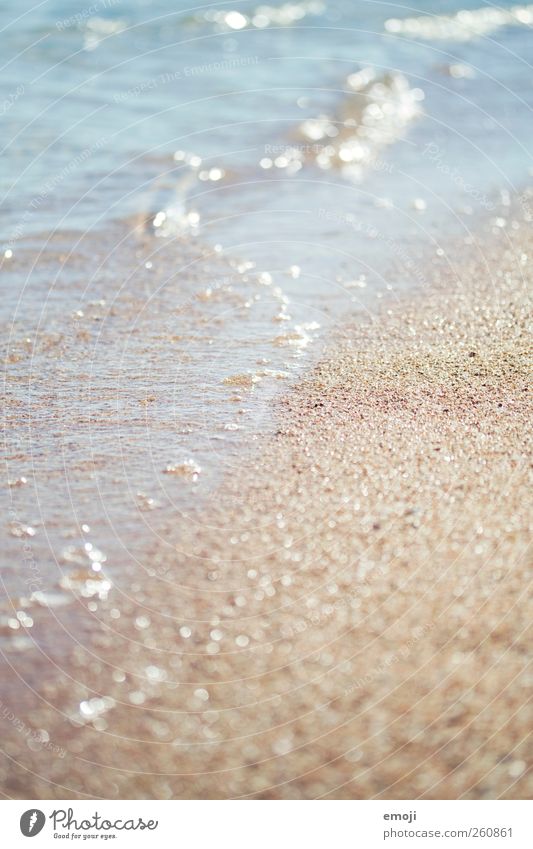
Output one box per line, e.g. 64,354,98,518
1,215,531,799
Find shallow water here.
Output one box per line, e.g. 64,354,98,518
1,1,532,643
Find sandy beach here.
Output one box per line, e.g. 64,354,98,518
2,207,531,800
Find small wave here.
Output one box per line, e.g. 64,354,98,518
296,70,424,181
194,1,324,30
83,16,127,51
136,150,206,237
385,4,533,42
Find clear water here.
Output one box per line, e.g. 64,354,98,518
2,0,532,241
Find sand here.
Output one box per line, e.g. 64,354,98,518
1,214,531,800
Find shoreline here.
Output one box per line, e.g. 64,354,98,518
1,212,532,799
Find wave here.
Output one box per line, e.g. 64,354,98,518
294,69,424,181
134,68,425,236
385,3,533,42
192,0,325,31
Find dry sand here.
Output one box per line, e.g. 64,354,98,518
1,216,531,800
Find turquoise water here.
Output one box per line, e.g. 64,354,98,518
1,0,532,249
